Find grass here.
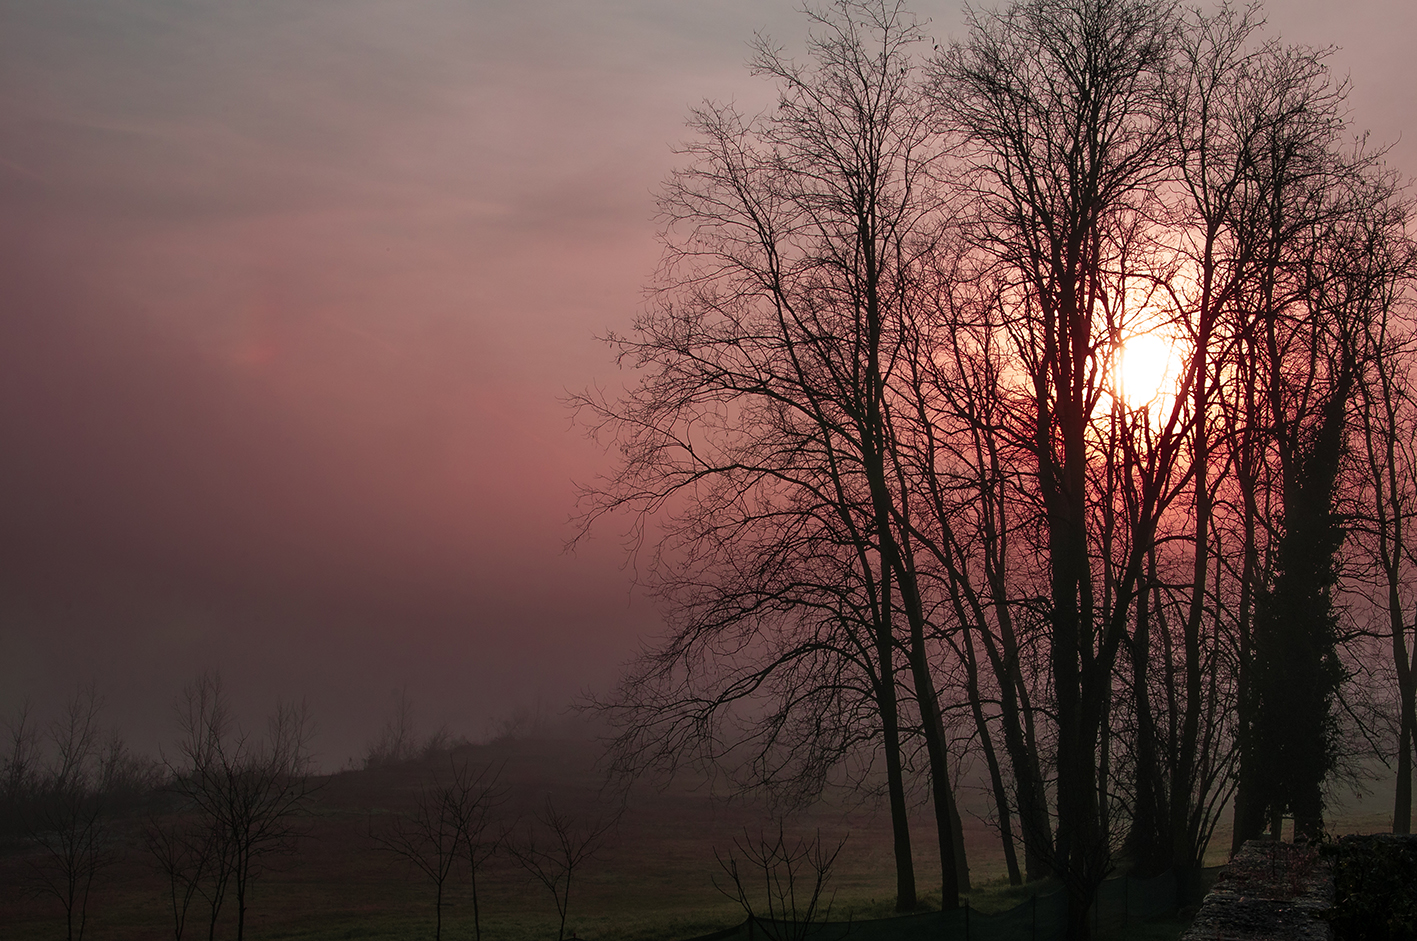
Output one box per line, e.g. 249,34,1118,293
0,736,1391,941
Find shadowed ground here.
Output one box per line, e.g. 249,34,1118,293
0,734,1394,940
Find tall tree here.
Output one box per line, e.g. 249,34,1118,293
578,1,1417,930
1226,47,1380,842
930,0,1179,932
1352,218,1417,832
576,0,966,910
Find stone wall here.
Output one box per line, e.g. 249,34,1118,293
1181,839,1333,941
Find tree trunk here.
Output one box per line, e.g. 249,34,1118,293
1172,331,1210,885
875,572,918,910
904,614,963,909
964,625,1022,884
1397,713,1413,835
1127,557,1169,873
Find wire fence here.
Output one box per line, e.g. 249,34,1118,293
681,868,1212,941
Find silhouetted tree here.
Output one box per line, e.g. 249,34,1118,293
28,685,112,941
166,673,314,941
1352,217,1417,832
930,0,1181,930
366,687,419,768
713,824,846,941
446,761,505,941
507,797,611,941
580,0,1416,934
372,764,464,941
1228,63,1403,842
0,699,42,836
576,0,964,910
147,808,226,941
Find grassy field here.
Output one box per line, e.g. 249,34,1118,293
0,735,927,941
0,734,1396,940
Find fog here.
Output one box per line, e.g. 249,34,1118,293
1,0,1414,765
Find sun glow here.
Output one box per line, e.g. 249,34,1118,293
1116,331,1185,411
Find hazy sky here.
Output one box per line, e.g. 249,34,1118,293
2,0,1414,765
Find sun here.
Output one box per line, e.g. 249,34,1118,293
1116,331,1185,411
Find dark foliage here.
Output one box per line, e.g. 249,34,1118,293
1329,835,1417,941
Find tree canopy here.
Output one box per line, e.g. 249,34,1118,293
575,1,1417,937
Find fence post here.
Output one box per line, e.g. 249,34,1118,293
1124,873,1129,928
965,898,970,941
1031,893,1036,941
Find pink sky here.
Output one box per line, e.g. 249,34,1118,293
1,0,1414,763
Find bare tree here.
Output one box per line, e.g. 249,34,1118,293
366,686,419,768
713,824,845,941
146,810,227,941
506,797,612,941
895,230,1052,885
371,763,464,941
371,758,505,941
1,699,42,835
576,0,964,910
162,677,235,941
1226,71,1405,845
930,0,1182,931
579,1,1415,935
27,685,110,941
446,761,505,941
166,673,315,941
1331,172,1417,833
1140,1,1263,887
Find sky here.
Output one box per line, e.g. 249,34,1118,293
1,0,1415,767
